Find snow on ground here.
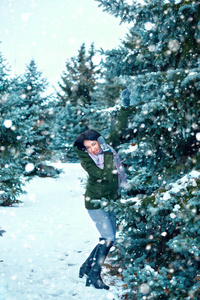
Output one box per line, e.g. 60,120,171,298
0,163,123,300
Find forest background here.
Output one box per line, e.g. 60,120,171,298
0,0,200,299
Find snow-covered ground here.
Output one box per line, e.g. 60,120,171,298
0,163,123,300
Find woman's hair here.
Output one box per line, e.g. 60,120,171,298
74,129,101,151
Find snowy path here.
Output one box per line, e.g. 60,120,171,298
0,163,122,300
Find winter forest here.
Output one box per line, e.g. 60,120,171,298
1,0,200,299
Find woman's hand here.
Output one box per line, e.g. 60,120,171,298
97,136,112,152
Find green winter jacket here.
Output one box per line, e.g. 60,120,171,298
73,107,130,210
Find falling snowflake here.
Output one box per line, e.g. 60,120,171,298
196,132,200,141
3,120,12,128
168,39,180,52
161,231,167,237
170,213,176,219
145,22,154,31
148,45,155,52
139,283,150,294
21,13,31,22
25,163,35,173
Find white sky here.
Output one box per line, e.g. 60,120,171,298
0,0,129,90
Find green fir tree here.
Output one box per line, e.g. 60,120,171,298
0,57,53,205
58,43,101,107
19,59,53,163
95,0,200,299
0,55,27,206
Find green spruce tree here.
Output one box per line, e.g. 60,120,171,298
50,100,89,161
95,0,200,299
0,54,27,206
58,43,101,107
0,57,54,205
54,43,109,161
99,0,200,190
19,59,53,164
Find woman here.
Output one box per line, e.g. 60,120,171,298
73,89,130,290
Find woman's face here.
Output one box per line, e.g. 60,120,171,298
84,140,101,155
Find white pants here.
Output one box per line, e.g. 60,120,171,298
87,209,116,242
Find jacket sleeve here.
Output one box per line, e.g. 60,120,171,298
81,152,116,181
106,106,130,148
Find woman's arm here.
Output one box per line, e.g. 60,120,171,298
106,89,131,148
106,106,130,148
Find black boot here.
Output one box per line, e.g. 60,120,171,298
86,239,113,290
79,244,99,278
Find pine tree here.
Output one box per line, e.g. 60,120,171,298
0,52,10,93
97,0,199,74
50,100,89,161
0,55,27,206
95,0,200,298
97,0,200,190
58,43,101,107
0,57,53,206
19,59,53,163
54,43,119,161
